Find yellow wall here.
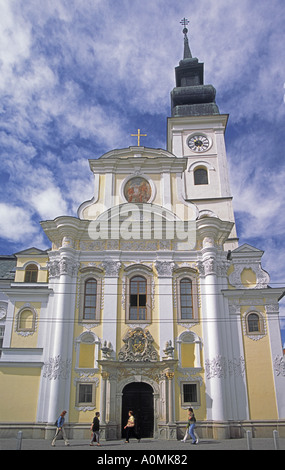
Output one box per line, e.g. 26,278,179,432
10,302,41,348
181,343,195,368
0,367,41,422
242,309,278,420
79,344,95,368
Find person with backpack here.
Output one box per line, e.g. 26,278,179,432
51,410,70,447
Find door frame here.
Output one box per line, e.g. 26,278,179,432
121,381,154,438
116,375,160,439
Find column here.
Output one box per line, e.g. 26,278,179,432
199,237,226,422
100,372,109,425
166,371,175,424
165,371,176,440
41,251,79,424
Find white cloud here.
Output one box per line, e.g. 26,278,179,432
0,203,37,242
30,187,69,220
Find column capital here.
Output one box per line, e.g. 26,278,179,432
101,260,121,277
155,260,175,278
165,371,175,380
48,257,79,278
101,371,110,380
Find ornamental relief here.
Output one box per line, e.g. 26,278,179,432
205,354,245,379
43,355,72,380
0,301,7,320
273,356,285,377
118,327,158,363
229,262,270,289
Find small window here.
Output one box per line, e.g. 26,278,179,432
79,383,93,404
247,313,260,333
181,382,200,406
129,276,147,320
76,381,96,408
83,279,97,320
245,311,265,337
180,278,193,319
194,168,208,185
24,264,38,283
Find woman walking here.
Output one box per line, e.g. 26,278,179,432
124,410,140,443
182,407,199,443
188,407,198,445
51,411,70,447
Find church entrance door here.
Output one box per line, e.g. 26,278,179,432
121,382,154,438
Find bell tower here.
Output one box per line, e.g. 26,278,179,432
167,19,238,250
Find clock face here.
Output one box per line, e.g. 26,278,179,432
188,135,210,152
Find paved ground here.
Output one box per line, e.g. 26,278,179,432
1,436,284,451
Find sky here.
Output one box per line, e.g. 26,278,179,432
0,0,284,343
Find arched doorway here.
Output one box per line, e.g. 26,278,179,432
121,382,154,438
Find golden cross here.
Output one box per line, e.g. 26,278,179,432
131,128,147,146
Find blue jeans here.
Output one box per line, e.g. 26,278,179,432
189,423,196,443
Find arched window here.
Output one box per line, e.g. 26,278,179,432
194,168,208,185
83,278,97,320
16,307,36,333
247,313,260,333
180,278,193,319
129,276,147,321
24,264,38,283
245,311,265,337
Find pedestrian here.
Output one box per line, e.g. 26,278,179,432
187,407,198,444
90,412,101,446
181,407,199,443
124,410,140,443
51,410,70,447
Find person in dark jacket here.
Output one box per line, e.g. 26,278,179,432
90,412,101,446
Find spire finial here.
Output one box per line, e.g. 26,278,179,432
180,17,192,59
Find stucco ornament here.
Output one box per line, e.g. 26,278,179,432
118,327,158,362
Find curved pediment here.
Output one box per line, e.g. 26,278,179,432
98,146,179,160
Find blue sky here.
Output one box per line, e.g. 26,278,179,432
0,0,284,343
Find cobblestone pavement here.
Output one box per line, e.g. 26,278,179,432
1,436,285,451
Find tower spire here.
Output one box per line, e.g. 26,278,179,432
170,18,220,117
180,18,192,59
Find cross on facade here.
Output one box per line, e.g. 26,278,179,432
131,129,147,146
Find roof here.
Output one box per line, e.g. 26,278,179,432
0,255,17,280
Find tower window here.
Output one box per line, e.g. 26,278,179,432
245,311,265,337
194,168,208,185
247,313,260,333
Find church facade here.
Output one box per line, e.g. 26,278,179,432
1,27,285,440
